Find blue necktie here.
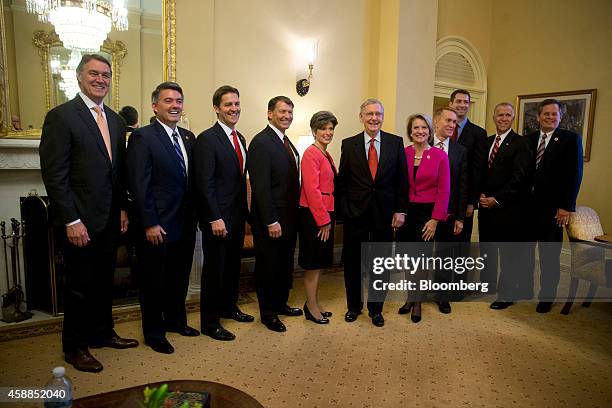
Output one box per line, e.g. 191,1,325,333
171,130,186,178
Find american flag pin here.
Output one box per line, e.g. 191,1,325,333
554,137,559,141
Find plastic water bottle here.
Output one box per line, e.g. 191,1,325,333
44,366,73,407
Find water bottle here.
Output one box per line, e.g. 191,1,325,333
44,366,73,407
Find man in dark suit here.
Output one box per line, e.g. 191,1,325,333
247,96,302,332
448,90,487,243
477,103,534,309
118,105,139,134
194,85,253,341
527,99,583,313
431,107,468,314
336,98,408,327
127,82,199,354
40,54,138,373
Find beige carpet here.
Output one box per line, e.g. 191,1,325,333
1,271,611,408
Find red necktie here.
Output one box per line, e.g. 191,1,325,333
451,125,458,143
488,135,501,169
232,130,243,174
368,138,378,180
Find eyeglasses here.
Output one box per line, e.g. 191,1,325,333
362,111,383,118
86,70,112,80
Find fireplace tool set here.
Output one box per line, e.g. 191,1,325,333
1,218,33,323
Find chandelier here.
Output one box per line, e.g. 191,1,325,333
51,49,82,100
26,0,128,52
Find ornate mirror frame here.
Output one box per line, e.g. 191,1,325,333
0,0,177,139
33,30,127,113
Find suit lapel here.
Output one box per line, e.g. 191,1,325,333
104,105,120,165
542,129,562,162
406,146,415,182
73,97,111,166
154,121,185,181
268,126,298,174
490,132,514,168
353,134,372,183
214,123,240,169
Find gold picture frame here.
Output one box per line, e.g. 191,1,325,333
0,0,177,139
516,89,596,162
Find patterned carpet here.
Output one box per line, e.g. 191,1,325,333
0,270,611,408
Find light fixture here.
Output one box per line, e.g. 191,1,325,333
26,0,128,52
296,40,318,97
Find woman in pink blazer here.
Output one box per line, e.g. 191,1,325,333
299,111,338,324
398,113,450,323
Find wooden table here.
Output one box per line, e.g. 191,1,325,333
73,380,264,408
594,234,612,243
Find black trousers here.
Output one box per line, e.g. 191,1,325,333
200,223,245,330
253,229,296,320
342,209,393,314
137,225,196,341
60,220,117,352
478,208,533,301
534,206,563,301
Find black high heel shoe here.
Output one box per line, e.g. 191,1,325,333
304,303,329,324
321,310,332,318
411,302,422,323
398,302,414,315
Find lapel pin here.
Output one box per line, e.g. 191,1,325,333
554,137,559,141
426,155,430,159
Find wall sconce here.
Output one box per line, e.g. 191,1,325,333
296,40,318,97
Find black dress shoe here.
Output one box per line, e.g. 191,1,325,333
203,327,236,341
167,325,200,337
262,317,286,332
90,334,139,349
222,310,255,323
145,338,174,354
278,305,303,316
65,348,103,373
398,302,414,315
536,301,553,313
436,301,452,314
344,310,361,322
304,303,329,324
369,312,385,327
490,301,514,310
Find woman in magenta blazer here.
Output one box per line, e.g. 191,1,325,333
299,111,338,324
398,113,450,323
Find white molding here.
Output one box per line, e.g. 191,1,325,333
0,139,41,170
435,36,488,127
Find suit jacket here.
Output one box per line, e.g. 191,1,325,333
299,144,336,226
458,119,487,205
194,122,248,234
527,128,583,212
247,125,300,237
478,131,534,208
405,145,450,221
126,121,196,243
336,131,408,227
446,141,468,221
39,95,126,233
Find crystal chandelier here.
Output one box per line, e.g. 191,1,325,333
51,49,83,100
26,1,128,52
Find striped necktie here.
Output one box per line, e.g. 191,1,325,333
171,130,186,178
535,133,547,168
488,135,501,169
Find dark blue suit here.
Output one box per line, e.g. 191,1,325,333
127,120,197,340
194,122,248,329
527,127,583,301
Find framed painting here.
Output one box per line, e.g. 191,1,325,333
516,89,596,161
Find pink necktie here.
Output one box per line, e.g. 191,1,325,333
92,106,112,162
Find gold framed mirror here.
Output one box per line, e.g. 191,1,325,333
0,0,176,139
